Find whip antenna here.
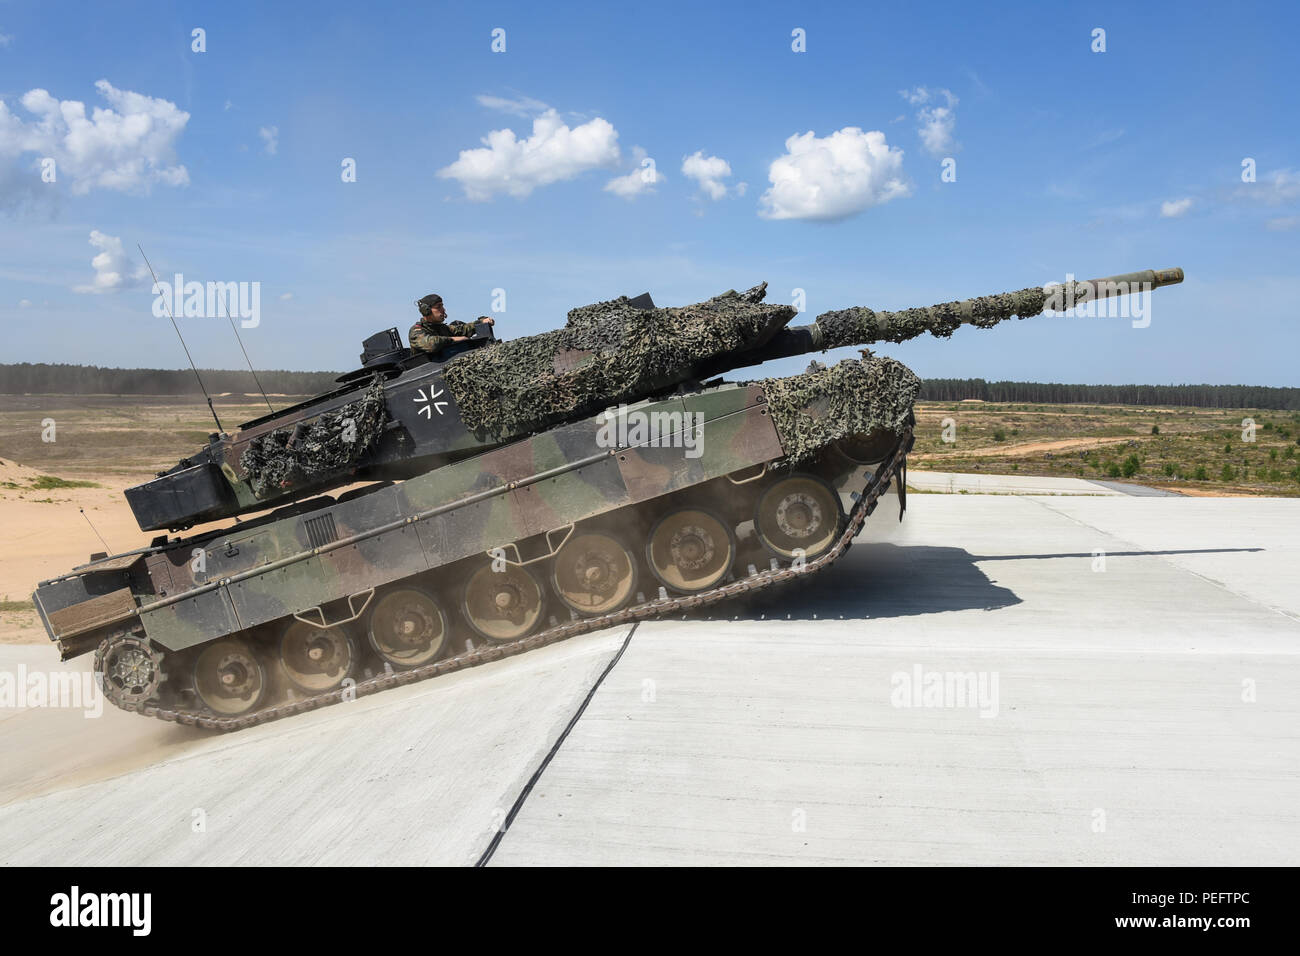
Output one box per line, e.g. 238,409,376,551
138,245,224,434
215,295,275,415
79,508,111,553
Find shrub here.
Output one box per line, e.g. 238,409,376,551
1106,462,1121,477
1151,425,1160,435
1270,448,1278,461
1122,454,1140,478
1220,463,1237,482
992,428,1006,442
1194,465,1209,481
1162,462,1175,477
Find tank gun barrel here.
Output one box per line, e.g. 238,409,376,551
710,267,1184,375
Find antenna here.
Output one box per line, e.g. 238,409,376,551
137,245,225,434
213,290,275,415
79,508,111,553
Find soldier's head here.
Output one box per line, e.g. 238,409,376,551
416,293,446,323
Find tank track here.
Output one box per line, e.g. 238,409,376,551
94,430,912,732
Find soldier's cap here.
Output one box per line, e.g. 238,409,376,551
416,293,443,315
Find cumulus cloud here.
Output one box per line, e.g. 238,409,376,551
1238,168,1300,206
759,127,910,221
681,151,741,201
438,109,621,200
604,146,664,199
259,125,279,155
899,87,958,157
0,80,189,195
476,93,550,117
73,231,147,294
1160,197,1193,218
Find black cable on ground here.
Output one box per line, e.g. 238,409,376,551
475,622,639,867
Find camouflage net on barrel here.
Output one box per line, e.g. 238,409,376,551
761,354,920,463
239,379,387,498
815,286,1053,347
443,283,796,440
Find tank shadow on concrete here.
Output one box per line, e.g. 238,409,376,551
678,543,1265,622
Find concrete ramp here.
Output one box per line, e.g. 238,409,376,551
0,629,630,865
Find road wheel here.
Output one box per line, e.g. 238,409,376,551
552,531,638,616
462,562,545,642
646,507,735,594
279,620,357,691
754,474,843,560
366,587,450,668
193,639,267,717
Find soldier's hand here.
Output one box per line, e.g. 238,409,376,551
452,336,470,342
477,316,495,326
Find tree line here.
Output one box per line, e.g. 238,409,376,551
918,378,1300,411
0,363,340,397
2,364,1297,411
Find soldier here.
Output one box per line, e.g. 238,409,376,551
409,293,495,357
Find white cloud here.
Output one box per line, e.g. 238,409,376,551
900,87,958,157
224,99,234,111
279,292,293,300
604,147,664,199
437,109,621,201
18,299,31,308
1160,197,1193,218
73,230,147,294
759,127,911,221
1238,168,1300,206
476,94,550,117
0,80,189,195
0,32,11,48
259,125,279,155
1266,216,1300,231
681,151,738,200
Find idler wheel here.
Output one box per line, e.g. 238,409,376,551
755,474,843,560
834,430,896,465
193,639,267,717
99,635,164,707
552,531,638,616
462,562,545,642
646,507,735,594
366,587,449,668
279,621,357,691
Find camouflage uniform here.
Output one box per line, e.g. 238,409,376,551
408,318,477,357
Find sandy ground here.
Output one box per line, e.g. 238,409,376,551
0,458,158,645
913,436,1135,461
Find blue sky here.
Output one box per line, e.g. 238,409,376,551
1,0,1297,386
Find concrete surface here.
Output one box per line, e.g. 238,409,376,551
908,470,1127,496
2,480,1297,866
0,628,631,865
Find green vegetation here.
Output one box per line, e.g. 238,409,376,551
29,475,101,490
1122,454,1140,478
0,598,33,612
1151,424,1160,435
1194,465,1209,481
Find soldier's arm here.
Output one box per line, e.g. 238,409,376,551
447,321,476,338
409,325,449,355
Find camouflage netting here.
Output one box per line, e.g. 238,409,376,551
815,285,1054,348
239,379,387,498
443,283,795,440
761,354,920,463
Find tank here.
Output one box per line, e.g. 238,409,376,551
33,267,1183,729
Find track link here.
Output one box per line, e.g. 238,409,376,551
97,431,912,732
